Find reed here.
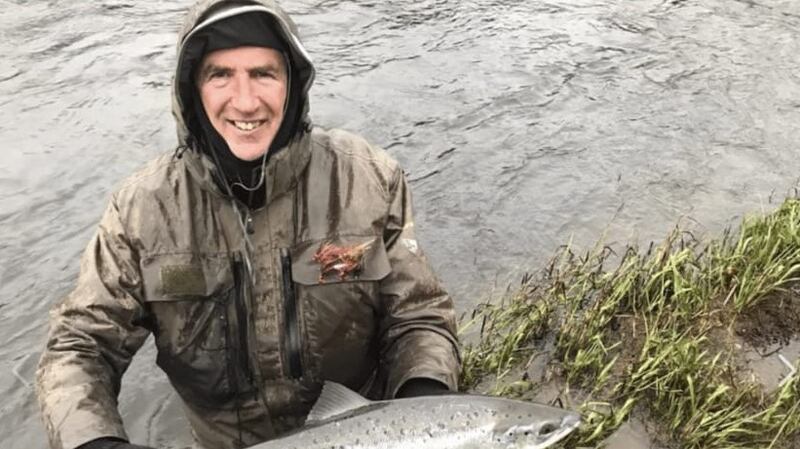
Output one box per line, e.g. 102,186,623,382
459,198,800,448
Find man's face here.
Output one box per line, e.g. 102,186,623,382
198,46,288,161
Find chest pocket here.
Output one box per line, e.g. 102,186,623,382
290,236,391,388
140,254,238,408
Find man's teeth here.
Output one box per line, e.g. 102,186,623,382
232,121,262,131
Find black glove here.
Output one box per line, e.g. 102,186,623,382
76,437,155,449
395,378,453,398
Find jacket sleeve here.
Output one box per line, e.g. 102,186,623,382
378,167,461,399
36,195,150,449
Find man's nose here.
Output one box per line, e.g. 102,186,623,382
230,77,258,113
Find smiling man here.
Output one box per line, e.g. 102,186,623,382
35,1,460,449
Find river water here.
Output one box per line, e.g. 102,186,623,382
2,0,800,447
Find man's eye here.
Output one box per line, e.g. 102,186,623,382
254,70,276,79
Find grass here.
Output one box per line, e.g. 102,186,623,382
459,198,800,448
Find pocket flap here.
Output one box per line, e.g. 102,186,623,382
291,236,391,285
141,254,233,302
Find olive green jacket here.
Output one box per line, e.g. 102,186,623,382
35,2,460,449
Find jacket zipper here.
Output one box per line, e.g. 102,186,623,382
231,253,254,387
280,248,303,379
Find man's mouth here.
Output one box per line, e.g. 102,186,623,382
229,120,266,132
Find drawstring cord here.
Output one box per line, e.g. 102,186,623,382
200,139,253,447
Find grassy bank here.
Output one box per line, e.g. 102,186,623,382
459,198,800,448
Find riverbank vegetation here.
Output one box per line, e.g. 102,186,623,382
459,198,800,448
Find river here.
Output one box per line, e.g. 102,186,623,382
2,0,800,446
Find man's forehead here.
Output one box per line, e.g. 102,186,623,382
200,46,285,68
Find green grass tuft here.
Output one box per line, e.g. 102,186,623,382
460,198,800,448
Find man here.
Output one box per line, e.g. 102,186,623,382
35,1,460,449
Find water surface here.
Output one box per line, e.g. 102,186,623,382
2,0,800,446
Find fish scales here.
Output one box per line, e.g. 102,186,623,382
248,382,580,449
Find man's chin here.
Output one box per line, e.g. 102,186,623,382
229,144,271,162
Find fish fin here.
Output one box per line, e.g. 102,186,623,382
306,381,372,423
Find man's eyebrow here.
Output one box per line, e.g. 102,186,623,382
249,62,284,73
197,61,286,81
198,63,230,80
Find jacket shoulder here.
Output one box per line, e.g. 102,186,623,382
108,151,199,234
311,127,400,175
112,151,193,205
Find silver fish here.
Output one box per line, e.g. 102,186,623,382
249,382,581,449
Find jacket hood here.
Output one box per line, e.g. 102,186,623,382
171,0,316,148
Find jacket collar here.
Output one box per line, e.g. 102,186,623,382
184,131,313,209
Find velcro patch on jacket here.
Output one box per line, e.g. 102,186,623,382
160,264,207,296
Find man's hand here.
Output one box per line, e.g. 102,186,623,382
395,377,453,398
76,437,155,449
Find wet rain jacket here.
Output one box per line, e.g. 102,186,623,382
35,1,460,448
